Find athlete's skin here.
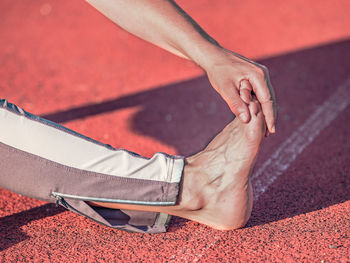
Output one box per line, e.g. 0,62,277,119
85,0,276,230
90,97,266,230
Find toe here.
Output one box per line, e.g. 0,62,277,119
248,100,259,116
245,101,266,142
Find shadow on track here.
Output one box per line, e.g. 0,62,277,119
0,203,65,251
6,39,349,234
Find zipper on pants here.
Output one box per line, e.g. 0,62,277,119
51,191,175,206
54,195,64,208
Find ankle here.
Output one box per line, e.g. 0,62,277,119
175,157,207,211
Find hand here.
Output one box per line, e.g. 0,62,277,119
203,48,276,134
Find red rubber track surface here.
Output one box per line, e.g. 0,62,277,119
0,0,349,262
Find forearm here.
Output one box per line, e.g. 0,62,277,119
86,0,222,68
86,0,277,132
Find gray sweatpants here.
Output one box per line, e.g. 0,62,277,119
0,99,184,233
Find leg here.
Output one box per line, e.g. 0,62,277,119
0,99,184,233
89,98,266,230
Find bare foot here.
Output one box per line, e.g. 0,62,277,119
88,99,265,230
167,99,266,230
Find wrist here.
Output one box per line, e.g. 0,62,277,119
187,42,228,71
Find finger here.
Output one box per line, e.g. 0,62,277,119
261,100,275,133
239,89,251,105
224,86,250,123
239,79,253,104
251,94,269,136
249,68,276,133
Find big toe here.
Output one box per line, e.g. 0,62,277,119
245,101,266,142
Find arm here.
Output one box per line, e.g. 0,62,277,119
86,0,276,133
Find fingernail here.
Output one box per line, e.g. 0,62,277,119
239,113,249,122
270,125,276,133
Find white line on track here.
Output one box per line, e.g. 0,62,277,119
252,76,350,201
172,77,350,262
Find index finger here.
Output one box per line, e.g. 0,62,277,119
249,66,276,133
